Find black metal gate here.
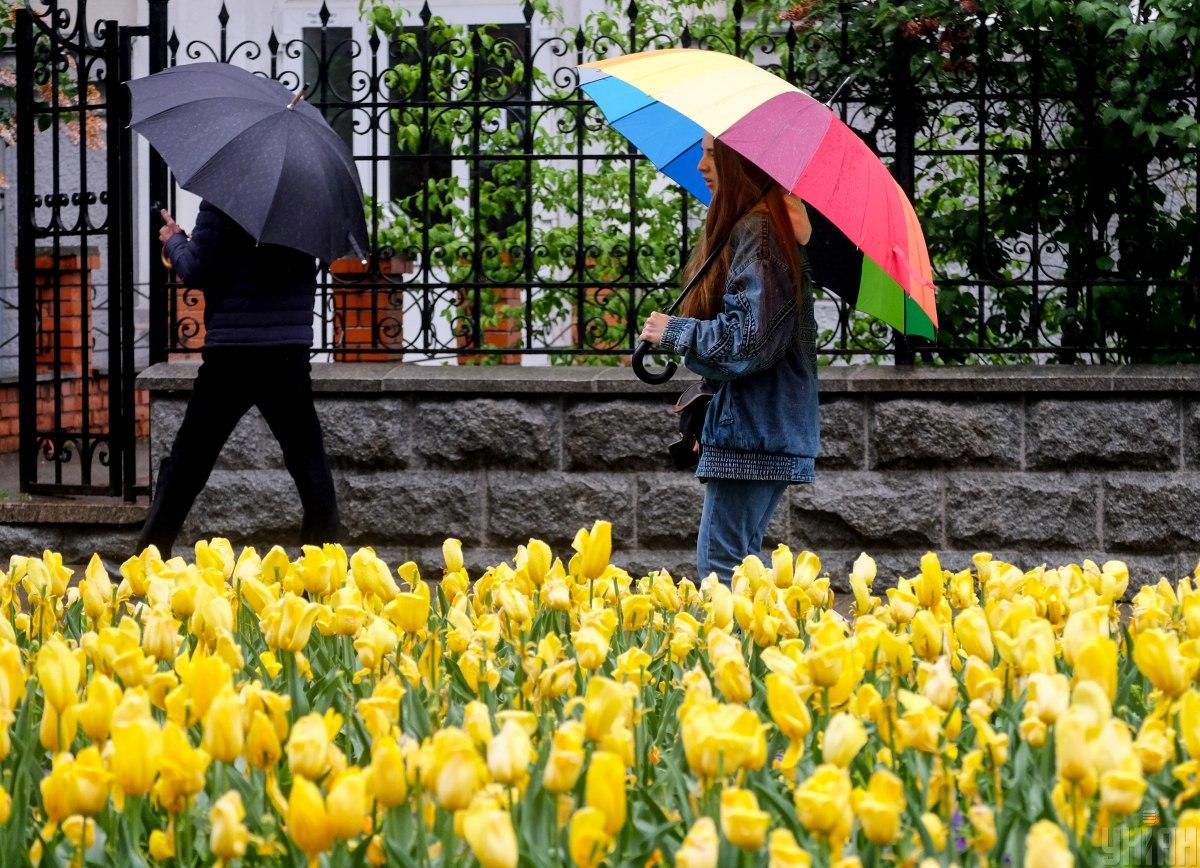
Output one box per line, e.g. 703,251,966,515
14,1,146,499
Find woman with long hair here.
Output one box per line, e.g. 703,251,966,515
641,134,819,583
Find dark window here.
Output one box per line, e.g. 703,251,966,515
388,22,530,230
303,27,354,151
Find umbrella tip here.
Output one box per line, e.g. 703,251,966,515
287,84,309,110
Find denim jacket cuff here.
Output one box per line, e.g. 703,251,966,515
659,316,689,354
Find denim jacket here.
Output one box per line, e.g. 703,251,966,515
659,209,819,483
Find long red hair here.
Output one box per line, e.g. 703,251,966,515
681,139,804,319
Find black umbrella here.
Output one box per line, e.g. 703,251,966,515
127,62,368,264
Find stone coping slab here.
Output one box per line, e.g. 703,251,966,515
0,501,147,526
138,362,1200,396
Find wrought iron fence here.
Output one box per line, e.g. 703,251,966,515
147,1,1197,363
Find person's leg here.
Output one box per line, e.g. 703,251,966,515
696,479,789,584
137,351,252,557
255,349,340,545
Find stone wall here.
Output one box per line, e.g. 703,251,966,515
120,363,1200,593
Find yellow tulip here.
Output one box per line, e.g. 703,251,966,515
261,593,322,653
915,551,945,608
543,721,586,794
568,807,612,868
851,768,904,845
288,777,333,860
583,676,629,742
1025,820,1074,868
713,653,752,705
326,768,369,840
39,702,77,753
80,554,114,625
1073,635,1118,702
767,828,812,867
287,712,334,780
350,547,400,601
386,592,430,634
201,688,245,764
910,609,944,660
153,722,211,814
0,786,9,826
245,710,282,770
463,808,518,868
64,746,112,816
585,750,626,837
111,717,163,796
1134,629,1197,699
424,728,482,811
37,638,80,713
675,816,719,868
720,788,769,851
822,712,867,768
574,625,610,671
77,674,122,742
570,520,612,580
969,803,996,853
209,790,249,861
487,720,533,786
794,764,852,847
368,737,409,807
1100,756,1147,816
953,606,994,662
1027,672,1070,724
1055,709,1097,793
148,826,176,861
849,553,878,614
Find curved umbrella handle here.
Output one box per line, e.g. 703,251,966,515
632,340,677,384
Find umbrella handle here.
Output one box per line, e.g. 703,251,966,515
632,340,677,384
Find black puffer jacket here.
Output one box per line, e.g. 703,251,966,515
164,201,317,347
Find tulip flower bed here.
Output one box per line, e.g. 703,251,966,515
1,522,1198,867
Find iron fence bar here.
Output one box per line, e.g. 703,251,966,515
15,8,36,494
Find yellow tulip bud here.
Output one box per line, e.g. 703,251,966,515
568,807,612,868
584,750,626,837
287,712,333,780
487,720,533,786
36,638,80,714
112,717,163,796
767,828,812,867
463,807,518,868
852,769,903,845
720,788,769,851
288,777,333,859
543,721,586,794
675,816,719,868
326,768,369,841
209,790,249,861
822,713,867,768
65,746,112,816
368,737,409,807
201,688,245,764
1025,820,1073,868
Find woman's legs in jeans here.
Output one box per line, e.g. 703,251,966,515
695,479,790,583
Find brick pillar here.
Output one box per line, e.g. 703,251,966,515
34,248,99,376
330,257,412,362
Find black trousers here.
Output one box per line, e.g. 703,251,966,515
137,346,339,556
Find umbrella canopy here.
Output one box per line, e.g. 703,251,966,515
578,49,937,339
127,62,368,264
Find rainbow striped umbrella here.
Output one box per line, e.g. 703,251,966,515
578,49,938,339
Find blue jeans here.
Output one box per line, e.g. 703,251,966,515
695,479,790,583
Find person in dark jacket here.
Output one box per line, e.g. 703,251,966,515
641,135,819,583
136,201,339,556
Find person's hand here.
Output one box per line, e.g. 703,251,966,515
783,193,811,245
159,208,184,244
640,311,670,346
